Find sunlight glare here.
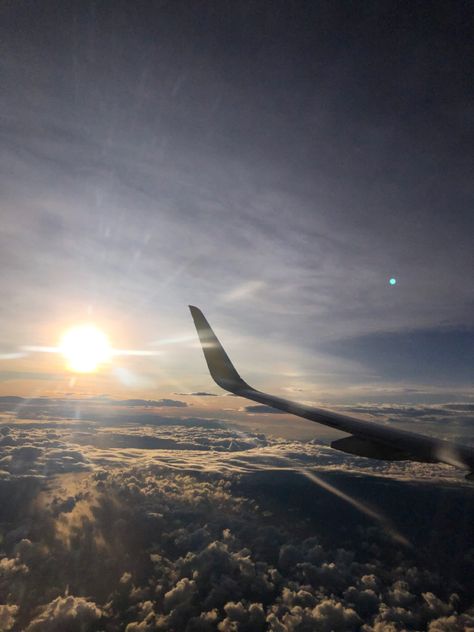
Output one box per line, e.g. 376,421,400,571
59,324,112,372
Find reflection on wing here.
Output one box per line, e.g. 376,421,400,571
189,305,474,477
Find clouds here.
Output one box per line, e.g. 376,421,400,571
0,412,470,484
120,399,188,408
0,604,18,631
5,393,473,449
0,396,188,419
243,405,285,415
267,597,360,632
335,402,474,444
0,414,474,629
1,2,474,628
6,460,474,631
0,454,468,632
25,596,103,632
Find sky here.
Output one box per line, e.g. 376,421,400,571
0,3,474,630
0,0,472,407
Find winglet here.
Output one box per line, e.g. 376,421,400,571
189,306,252,393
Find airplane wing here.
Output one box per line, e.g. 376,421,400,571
189,305,474,476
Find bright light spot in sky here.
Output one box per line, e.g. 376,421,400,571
59,324,112,372
389,277,397,286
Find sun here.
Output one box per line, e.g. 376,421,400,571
59,324,112,373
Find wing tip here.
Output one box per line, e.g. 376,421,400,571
188,305,251,394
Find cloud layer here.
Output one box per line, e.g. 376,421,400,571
1,410,474,630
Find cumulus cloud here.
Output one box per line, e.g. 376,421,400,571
218,601,266,631
427,612,474,631
0,604,18,630
0,418,473,630
268,597,361,631
25,596,103,631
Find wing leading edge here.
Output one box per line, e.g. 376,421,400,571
189,305,474,476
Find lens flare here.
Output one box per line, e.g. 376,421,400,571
59,324,111,373
299,469,411,548
389,277,397,286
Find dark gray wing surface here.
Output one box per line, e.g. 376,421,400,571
189,306,474,474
